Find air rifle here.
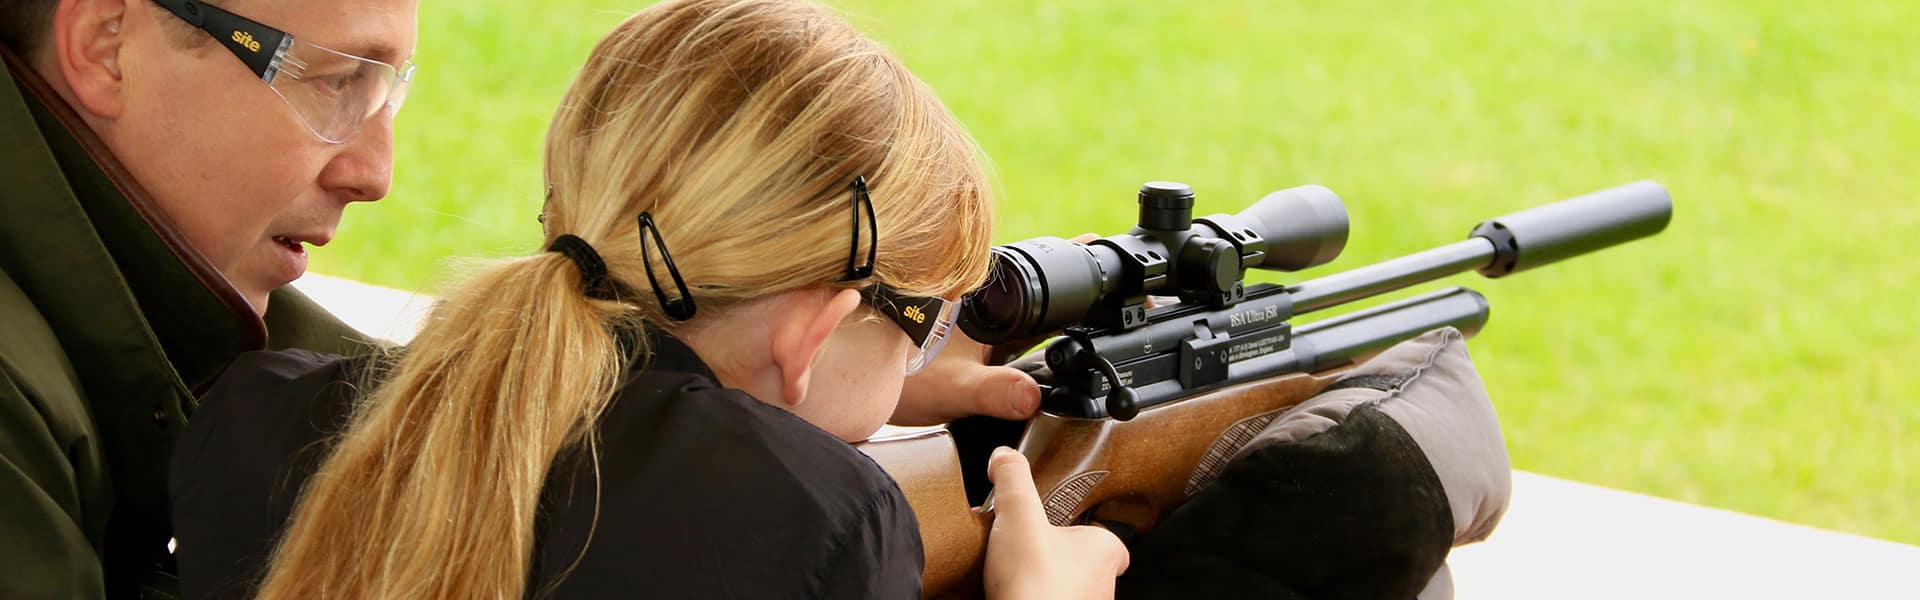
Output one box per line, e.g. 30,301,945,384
857,180,1673,597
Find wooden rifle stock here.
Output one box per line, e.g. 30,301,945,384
856,427,991,597
858,362,1358,598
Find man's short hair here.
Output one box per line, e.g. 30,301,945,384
1,0,57,55
3,0,226,59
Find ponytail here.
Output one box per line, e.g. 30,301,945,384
256,253,634,599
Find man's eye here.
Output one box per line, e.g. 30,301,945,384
308,71,360,93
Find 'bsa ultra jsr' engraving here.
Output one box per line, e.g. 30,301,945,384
1228,305,1280,328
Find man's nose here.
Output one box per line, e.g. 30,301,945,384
317,112,397,203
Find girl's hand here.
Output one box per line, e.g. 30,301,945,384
890,333,1042,425
889,234,1102,427
983,447,1130,600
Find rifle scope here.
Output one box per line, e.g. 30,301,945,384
960,183,1350,344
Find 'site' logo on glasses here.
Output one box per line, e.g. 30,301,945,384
902,305,927,324
231,30,261,52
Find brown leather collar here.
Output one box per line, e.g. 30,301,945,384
1,46,267,349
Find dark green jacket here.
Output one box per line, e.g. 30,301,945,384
2,50,371,598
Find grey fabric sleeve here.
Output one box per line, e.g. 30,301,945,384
1367,328,1511,545
1418,562,1454,600
1231,327,1511,546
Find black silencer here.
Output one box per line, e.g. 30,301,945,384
1471,180,1672,277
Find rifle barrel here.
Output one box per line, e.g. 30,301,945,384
1287,238,1495,315
1285,180,1672,316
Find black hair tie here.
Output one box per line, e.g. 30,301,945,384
547,234,619,300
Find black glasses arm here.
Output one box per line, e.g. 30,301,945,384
867,287,947,347
148,0,290,81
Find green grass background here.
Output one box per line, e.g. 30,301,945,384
316,0,1920,543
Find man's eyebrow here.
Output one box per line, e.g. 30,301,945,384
325,40,407,65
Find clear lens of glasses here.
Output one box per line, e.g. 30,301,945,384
264,40,415,143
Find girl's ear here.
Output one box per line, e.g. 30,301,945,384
767,288,864,408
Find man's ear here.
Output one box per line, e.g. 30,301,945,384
767,288,864,408
51,0,132,119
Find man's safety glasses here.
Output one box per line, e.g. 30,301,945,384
149,0,416,144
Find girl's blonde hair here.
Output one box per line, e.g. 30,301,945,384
255,0,993,596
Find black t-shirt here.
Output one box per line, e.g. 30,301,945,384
169,334,923,599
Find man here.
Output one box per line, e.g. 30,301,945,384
0,0,1042,596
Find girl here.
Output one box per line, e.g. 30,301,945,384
168,0,1126,597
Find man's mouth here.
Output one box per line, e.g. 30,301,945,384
273,235,307,254
266,234,319,283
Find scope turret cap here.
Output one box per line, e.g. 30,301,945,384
1139,181,1197,231
1139,181,1196,209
